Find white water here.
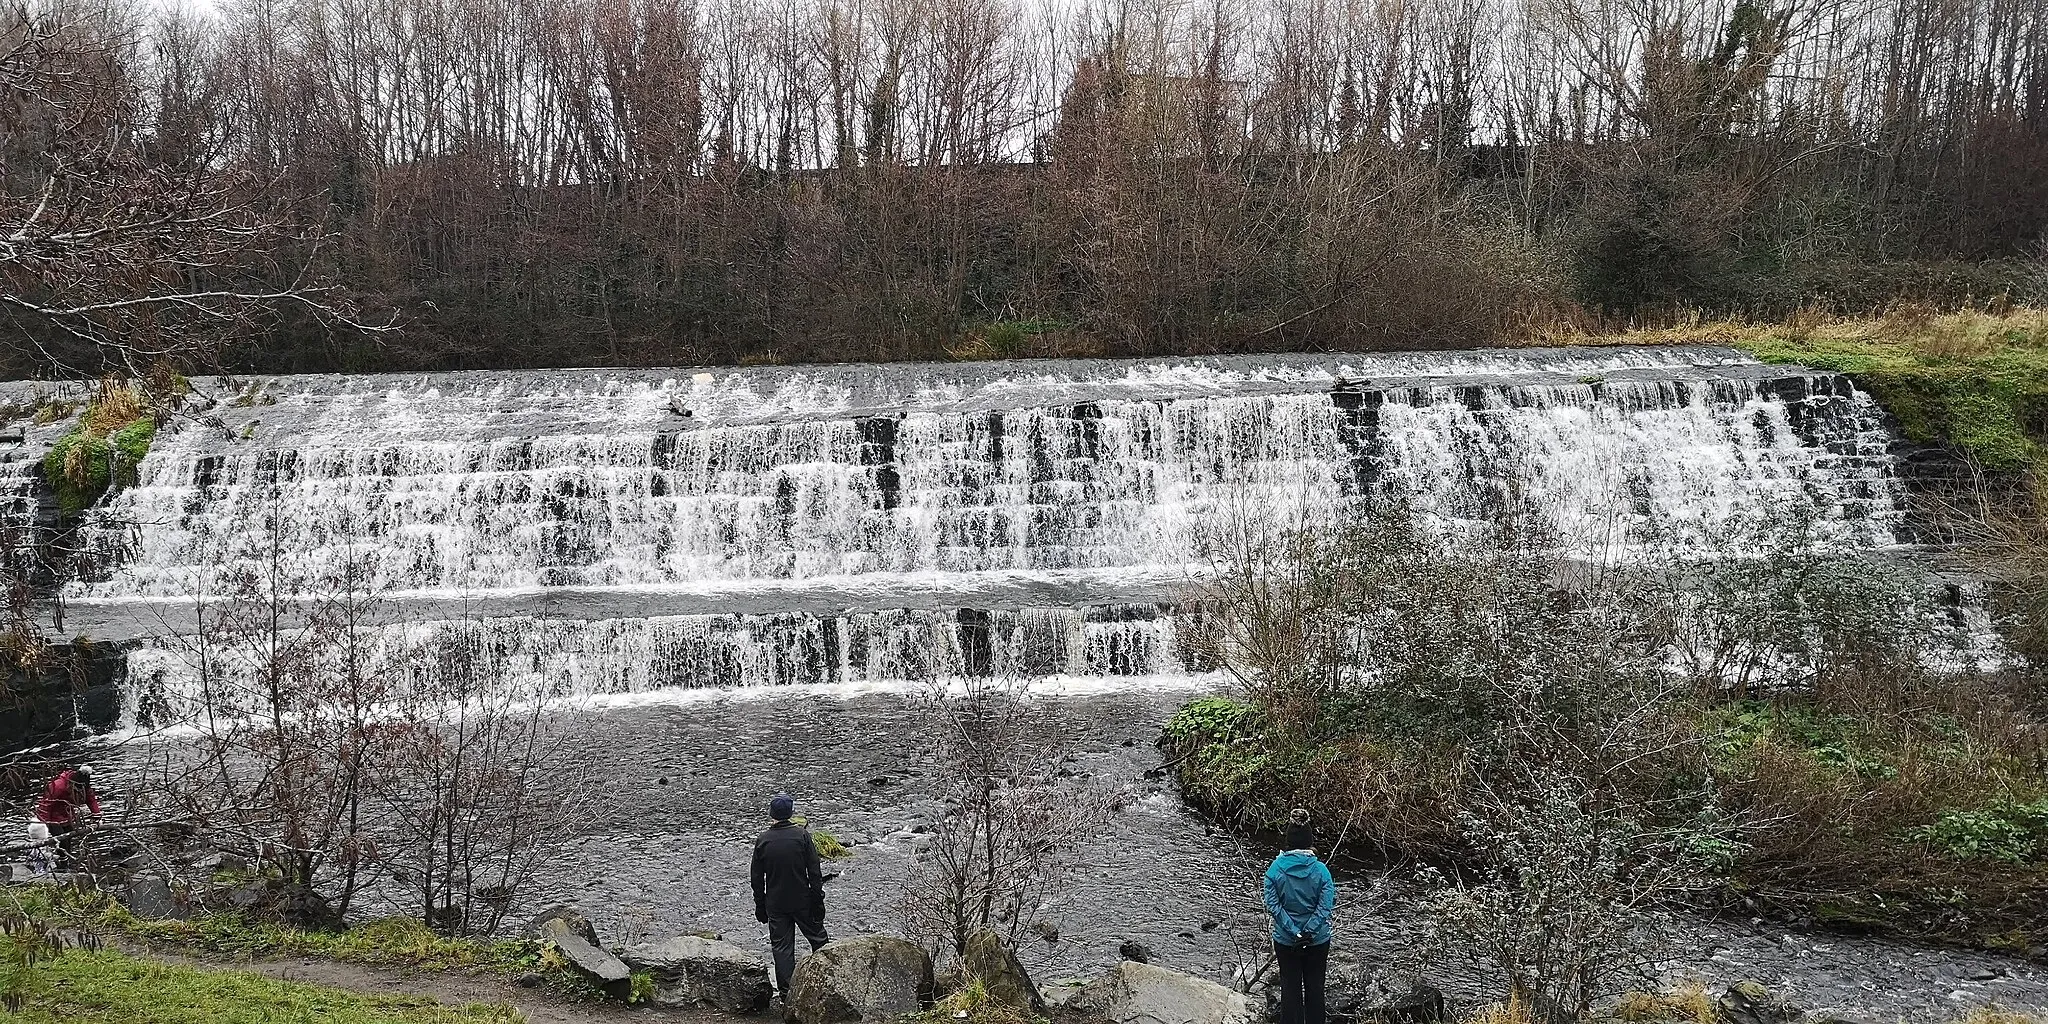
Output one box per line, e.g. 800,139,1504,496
41,348,1908,706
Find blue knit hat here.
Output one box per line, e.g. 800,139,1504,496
770,793,795,821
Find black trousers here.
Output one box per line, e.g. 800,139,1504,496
47,821,83,866
768,911,830,994
1274,940,1329,1024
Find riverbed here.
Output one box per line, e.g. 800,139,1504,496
494,687,2048,1019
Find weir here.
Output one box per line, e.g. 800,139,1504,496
10,347,1909,710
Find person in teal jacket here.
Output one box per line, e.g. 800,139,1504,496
1262,809,1335,1024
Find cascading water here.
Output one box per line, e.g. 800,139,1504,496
52,347,1908,710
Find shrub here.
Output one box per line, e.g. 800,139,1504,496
1909,800,2048,862
41,382,157,517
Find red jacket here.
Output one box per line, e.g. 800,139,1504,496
34,770,99,826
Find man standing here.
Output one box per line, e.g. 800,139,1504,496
1263,809,1335,1024
34,765,100,867
751,792,829,997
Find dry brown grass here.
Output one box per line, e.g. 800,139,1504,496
1522,304,2048,355
1461,995,1538,1024
81,377,149,433
1612,982,1717,1023
1957,1008,2048,1024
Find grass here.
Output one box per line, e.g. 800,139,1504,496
2,946,525,1024
1553,305,2048,473
791,817,853,860
41,379,157,517
1612,982,1716,1022
1,887,588,995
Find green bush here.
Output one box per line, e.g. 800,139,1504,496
1708,701,1898,780
1910,800,2048,862
43,416,155,516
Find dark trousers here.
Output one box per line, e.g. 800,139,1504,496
1274,940,1329,1024
768,912,829,994
47,821,82,867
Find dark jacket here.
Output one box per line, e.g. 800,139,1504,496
751,822,824,921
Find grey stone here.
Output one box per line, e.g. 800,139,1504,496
1273,971,1444,1024
528,905,601,946
621,935,773,1013
1067,962,1253,1024
962,928,1043,1012
1719,981,1801,1024
192,852,246,875
784,935,936,1024
540,917,633,1000
123,875,189,921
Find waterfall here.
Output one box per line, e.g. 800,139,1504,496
43,348,1906,705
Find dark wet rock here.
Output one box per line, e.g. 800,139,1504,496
123,874,190,921
1269,972,1447,1024
785,935,935,1024
622,935,773,1013
13,870,92,888
539,916,633,1000
963,928,1044,1012
1119,940,1153,963
529,905,602,946
1719,980,1801,1024
191,851,246,875
1067,961,1252,1024
1343,972,1446,1024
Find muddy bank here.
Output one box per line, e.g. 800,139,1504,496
473,688,2048,1019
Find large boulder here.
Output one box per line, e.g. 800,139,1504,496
962,928,1044,1012
785,935,937,1024
538,916,633,1000
1067,962,1253,1024
622,935,773,1013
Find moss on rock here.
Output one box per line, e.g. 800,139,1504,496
42,388,157,517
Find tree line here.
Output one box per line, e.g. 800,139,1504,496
1,0,2043,375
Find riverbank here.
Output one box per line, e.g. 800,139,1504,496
1557,306,2048,475
38,690,2048,1018
10,881,2048,1024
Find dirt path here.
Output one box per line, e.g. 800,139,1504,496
134,946,742,1024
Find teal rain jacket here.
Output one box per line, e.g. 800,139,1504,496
1262,850,1335,946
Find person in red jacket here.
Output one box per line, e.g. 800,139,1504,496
34,765,99,865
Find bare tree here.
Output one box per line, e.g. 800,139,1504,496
0,2,393,375
901,669,1113,962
